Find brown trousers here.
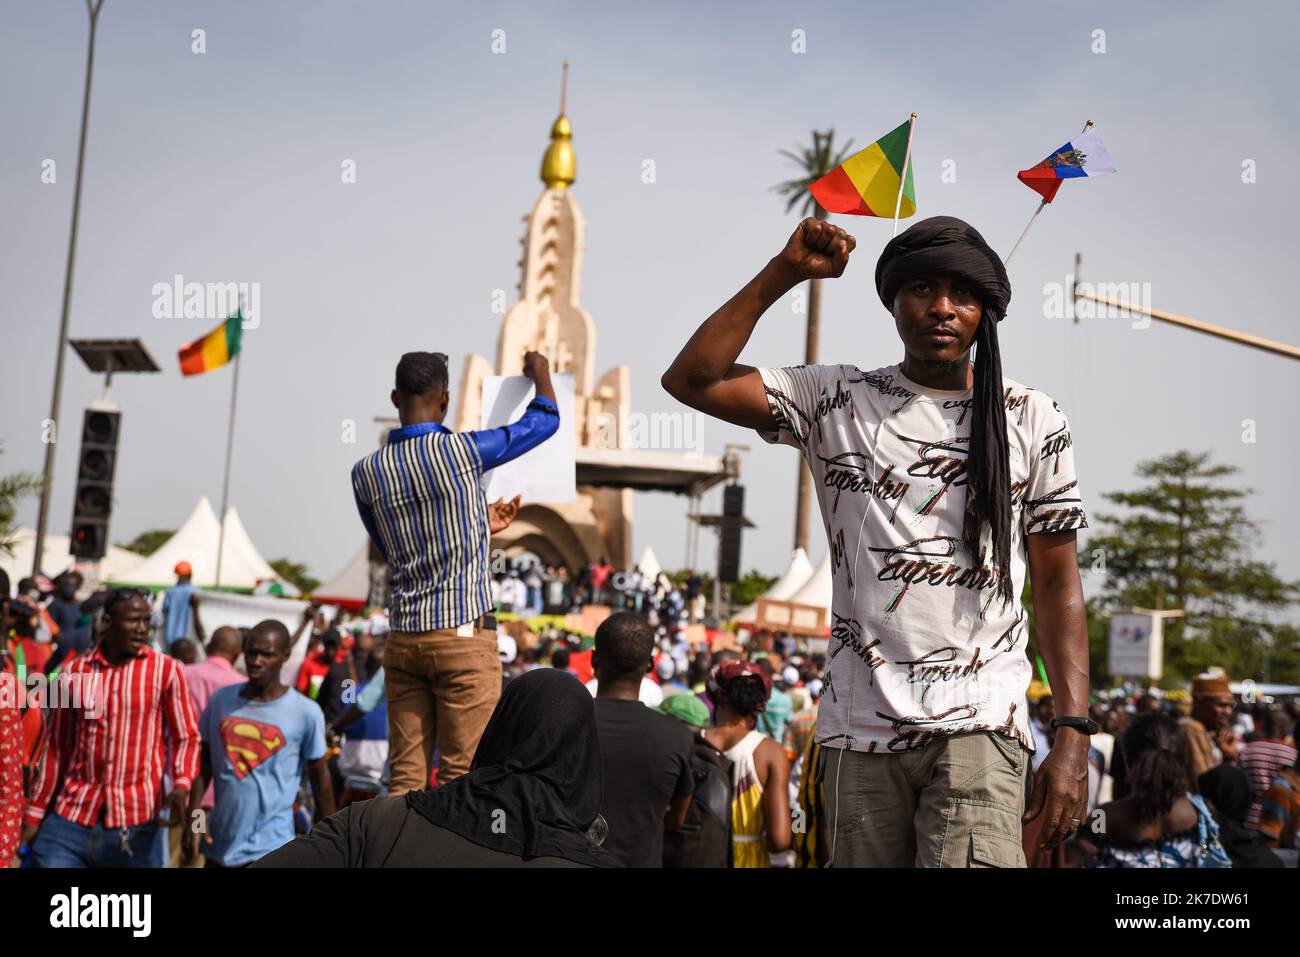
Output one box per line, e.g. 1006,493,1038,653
384,627,501,794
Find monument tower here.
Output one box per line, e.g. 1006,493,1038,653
454,63,635,570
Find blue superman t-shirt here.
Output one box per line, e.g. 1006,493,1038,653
201,684,326,866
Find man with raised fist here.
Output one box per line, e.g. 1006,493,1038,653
662,216,1092,868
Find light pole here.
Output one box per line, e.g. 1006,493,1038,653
32,0,107,577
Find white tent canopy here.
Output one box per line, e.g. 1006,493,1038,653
110,496,282,590
635,545,663,581
733,547,814,624
314,542,370,608
787,552,832,611
0,528,143,587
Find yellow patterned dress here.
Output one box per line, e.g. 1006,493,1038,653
725,730,769,868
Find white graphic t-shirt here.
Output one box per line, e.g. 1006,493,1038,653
757,363,1087,754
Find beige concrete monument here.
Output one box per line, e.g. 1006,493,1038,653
454,65,635,570
454,66,736,574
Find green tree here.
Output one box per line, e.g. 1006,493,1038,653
772,129,856,554
119,529,175,556
730,569,778,608
0,469,44,558
667,568,713,593
270,558,320,595
1081,450,1300,686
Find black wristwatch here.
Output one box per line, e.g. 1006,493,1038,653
1051,716,1099,735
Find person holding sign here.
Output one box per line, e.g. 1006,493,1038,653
351,350,558,792
662,216,1092,867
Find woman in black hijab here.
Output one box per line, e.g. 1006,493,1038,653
254,669,616,867
1198,764,1285,869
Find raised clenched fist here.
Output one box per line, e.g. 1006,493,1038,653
778,218,856,280
522,350,550,380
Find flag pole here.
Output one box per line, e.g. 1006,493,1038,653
32,0,106,578
891,113,917,238
1004,119,1094,266
1004,199,1046,265
214,339,242,589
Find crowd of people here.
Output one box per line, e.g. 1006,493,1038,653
5,558,1297,869
492,557,705,626
4,214,1299,870
1051,678,1300,868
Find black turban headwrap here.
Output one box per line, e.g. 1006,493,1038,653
875,215,1016,606
875,215,1011,320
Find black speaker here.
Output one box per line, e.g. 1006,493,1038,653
70,409,121,560
718,484,744,584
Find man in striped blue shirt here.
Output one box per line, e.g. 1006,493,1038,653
352,350,558,792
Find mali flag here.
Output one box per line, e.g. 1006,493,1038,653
809,119,916,218
178,313,242,376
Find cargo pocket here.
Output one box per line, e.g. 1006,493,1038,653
968,828,1024,868
986,731,1025,775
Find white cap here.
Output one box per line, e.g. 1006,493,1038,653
782,665,800,685
656,657,675,681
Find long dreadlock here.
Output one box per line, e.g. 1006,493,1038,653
963,309,1015,608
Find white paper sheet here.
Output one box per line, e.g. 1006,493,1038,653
481,372,576,504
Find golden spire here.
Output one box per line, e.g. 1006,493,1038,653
540,60,576,189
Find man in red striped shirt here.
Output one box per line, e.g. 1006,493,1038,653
1236,707,1298,832
21,588,200,868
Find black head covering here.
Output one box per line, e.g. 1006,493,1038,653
875,215,1011,319
1197,764,1252,825
1197,764,1285,869
405,668,615,866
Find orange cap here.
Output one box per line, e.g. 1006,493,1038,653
1191,672,1232,699
174,561,192,577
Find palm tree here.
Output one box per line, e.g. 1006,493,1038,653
0,458,43,558
772,130,856,552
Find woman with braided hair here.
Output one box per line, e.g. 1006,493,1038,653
663,215,1092,867
703,660,791,868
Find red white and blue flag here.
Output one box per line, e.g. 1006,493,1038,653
1017,126,1116,203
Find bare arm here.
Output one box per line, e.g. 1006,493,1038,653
329,703,364,735
190,594,206,646
660,218,856,429
190,743,209,815
182,744,211,864
308,756,337,822
289,604,318,654
1023,530,1091,850
757,738,792,853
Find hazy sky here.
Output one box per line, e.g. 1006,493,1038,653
3,0,1298,595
